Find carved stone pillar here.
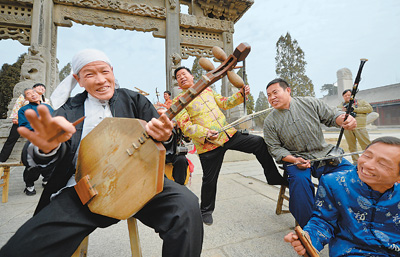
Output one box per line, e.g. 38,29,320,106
30,0,56,97
165,0,181,97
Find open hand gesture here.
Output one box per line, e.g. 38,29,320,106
17,105,76,153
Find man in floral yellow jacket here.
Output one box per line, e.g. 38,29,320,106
174,67,286,225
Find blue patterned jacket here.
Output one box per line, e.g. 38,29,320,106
304,167,400,256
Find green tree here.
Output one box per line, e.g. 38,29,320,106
0,53,25,118
237,67,254,114
321,83,337,96
254,91,269,128
59,62,71,82
275,32,315,97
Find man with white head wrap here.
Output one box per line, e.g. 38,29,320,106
0,49,203,257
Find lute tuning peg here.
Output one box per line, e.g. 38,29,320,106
227,70,244,88
212,46,227,61
199,57,215,71
199,45,245,88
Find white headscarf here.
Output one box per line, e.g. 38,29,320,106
51,49,112,109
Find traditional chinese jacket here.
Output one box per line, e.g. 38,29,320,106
174,88,244,154
304,167,400,256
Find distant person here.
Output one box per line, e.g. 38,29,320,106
32,83,51,106
18,88,54,195
0,83,49,163
338,89,373,164
284,136,400,257
157,90,173,109
0,94,26,163
263,78,356,228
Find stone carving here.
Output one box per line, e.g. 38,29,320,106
0,26,31,45
14,44,46,97
0,3,32,26
224,33,232,44
196,0,253,22
180,14,234,33
181,45,213,59
170,52,181,66
54,0,166,19
168,0,176,10
54,5,165,36
180,28,223,48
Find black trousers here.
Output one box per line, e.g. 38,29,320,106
23,166,53,187
0,178,204,257
199,131,284,215
170,154,189,185
21,142,54,187
0,123,20,162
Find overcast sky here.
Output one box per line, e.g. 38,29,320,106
1,0,399,103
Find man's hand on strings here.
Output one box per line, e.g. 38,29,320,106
240,85,250,96
295,157,311,169
284,232,307,256
206,129,218,141
336,114,357,130
146,114,173,142
17,105,76,153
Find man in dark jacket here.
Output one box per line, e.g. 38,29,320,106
18,88,54,195
0,49,203,257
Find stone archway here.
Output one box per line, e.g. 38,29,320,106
0,0,253,160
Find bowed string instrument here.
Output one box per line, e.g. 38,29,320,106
325,58,368,166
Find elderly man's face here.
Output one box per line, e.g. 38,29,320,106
357,142,400,193
74,61,115,100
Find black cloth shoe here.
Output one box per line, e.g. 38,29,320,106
24,187,36,196
202,214,213,226
268,177,289,187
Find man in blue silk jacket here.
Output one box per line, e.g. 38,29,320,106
284,136,400,257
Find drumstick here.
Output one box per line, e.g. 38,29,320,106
47,116,85,142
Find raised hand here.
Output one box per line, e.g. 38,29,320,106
336,114,357,130
17,105,76,153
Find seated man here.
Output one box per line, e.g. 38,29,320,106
0,49,203,257
18,88,54,195
174,67,286,226
263,78,356,227
284,136,400,257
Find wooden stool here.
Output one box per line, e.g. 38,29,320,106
275,167,319,215
0,162,24,203
72,217,142,257
275,167,290,215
